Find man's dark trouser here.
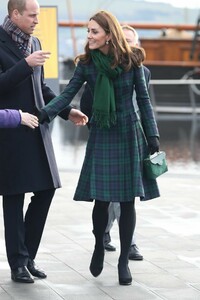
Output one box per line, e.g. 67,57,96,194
2,189,55,270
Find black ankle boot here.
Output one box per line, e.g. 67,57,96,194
118,263,132,285
89,247,105,277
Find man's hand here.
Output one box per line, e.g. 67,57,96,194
68,108,88,126
25,50,51,67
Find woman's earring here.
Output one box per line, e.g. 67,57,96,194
105,40,109,45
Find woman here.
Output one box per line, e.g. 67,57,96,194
39,10,160,285
0,109,38,128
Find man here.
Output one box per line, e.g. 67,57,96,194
0,0,87,284
80,25,151,261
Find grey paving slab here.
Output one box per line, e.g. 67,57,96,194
0,149,200,300
152,287,200,300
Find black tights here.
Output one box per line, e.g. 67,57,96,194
92,200,109,250
92,200,135,265
119,201,135,265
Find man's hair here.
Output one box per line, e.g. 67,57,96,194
121,25,139,45
8,0,27,16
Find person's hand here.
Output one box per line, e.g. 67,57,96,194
34,107,49,124
25,50,51,67
68,108,88,126
19,110,39,129
147,136,160,155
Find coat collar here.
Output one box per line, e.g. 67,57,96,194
0,26,24,59
31,36,38,53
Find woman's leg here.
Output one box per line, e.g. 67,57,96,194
90,200,109,277
118,199,135,285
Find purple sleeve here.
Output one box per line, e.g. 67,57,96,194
0,109,21,128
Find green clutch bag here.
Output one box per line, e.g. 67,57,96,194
144,151,168,179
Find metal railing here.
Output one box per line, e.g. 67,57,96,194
149,78,200,158
149,79,200,117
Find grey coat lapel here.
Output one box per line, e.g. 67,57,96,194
31,37,45,109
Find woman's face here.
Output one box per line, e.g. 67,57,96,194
87,19,110,54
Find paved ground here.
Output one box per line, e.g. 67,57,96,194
0,150,200,299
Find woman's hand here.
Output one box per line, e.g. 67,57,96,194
147,136,160,154
68,108,88,126
19,110,39,129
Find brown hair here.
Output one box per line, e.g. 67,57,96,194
75,10,145,71
8,0,27,16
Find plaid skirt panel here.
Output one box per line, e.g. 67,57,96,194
73,112,160,202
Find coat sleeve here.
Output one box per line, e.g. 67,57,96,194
80,84,93,120
39,68,72,120
143,66,151,88
134,65,159,138
32,36,72,120
41,62,86,122
0,109,20,128
0,59,33,95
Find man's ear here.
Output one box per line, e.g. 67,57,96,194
12,9,21,21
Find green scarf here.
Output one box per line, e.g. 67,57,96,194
91,50,122,128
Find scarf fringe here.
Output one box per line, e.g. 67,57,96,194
93,111,117,129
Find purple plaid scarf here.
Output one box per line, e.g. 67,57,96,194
1,15,32,57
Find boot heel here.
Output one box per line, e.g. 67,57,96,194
90,248,104,277
118,264,132,285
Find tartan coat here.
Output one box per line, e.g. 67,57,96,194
43,59,160,202
80,65,151,127
0,28,70,195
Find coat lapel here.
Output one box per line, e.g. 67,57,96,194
31,37,45,109
0,27,24,59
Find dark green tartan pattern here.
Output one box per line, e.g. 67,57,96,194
74,114,160,202
42,61,160,202
43,62,159,139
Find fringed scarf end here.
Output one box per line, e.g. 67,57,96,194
93,111,117,129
